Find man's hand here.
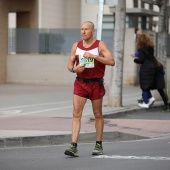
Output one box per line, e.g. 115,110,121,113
83,52,95,59
74,64,86,73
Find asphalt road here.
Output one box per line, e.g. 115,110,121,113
0,135,170,170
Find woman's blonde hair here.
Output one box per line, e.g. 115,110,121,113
136,34,154,50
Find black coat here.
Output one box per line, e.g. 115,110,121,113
154,64,165,89
134,46,156,90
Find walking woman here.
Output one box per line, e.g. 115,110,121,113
134,34,170,111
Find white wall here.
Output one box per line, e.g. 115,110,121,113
40,0,80,28
7,54,113,85
7,53,170,86
8,13,16,28
123,28,137,85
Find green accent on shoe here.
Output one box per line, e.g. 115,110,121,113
64,143,79,157
92,143,103,155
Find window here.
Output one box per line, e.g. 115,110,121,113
103,15,114,29
138,17,142,29
103,14,151,30
133,0,138,8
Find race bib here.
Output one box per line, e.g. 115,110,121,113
79,55,94,68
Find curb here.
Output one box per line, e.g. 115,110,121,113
0,104,163,148
0,131,148,148
103,104,163,119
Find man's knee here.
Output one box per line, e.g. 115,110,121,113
94,112,103,119
73,110,82,119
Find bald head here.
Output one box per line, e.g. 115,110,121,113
82,21,95,29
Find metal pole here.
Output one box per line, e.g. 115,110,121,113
97,0,104,40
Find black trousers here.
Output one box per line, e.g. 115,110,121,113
157,89,169,106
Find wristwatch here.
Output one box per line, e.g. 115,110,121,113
71,67,75,73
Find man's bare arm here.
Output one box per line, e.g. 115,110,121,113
67,42,85,73
67,42,77,72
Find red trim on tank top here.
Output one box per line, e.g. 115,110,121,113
77,40,100,51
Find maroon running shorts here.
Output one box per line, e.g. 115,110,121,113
74,79,105,100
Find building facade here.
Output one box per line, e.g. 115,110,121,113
0,0,169,85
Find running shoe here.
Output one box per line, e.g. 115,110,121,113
92,143,103,155
64,143,79,157
148,97,155,106
138,102,149,108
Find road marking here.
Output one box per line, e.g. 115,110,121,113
0,106,72,117
0,103,92,117
0,110,22,115
93,155,170,160
0,101,72,111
